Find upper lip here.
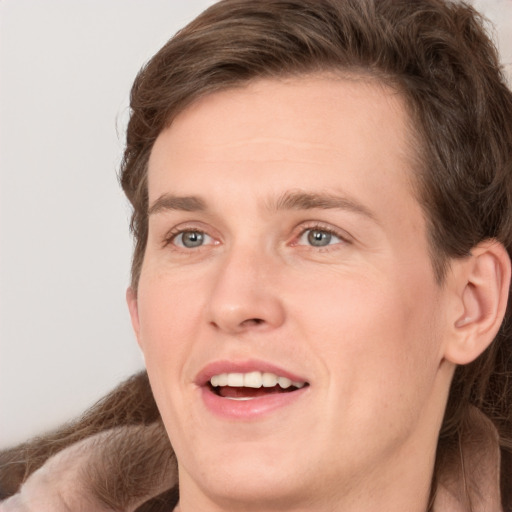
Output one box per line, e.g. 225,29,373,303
195,359,309,387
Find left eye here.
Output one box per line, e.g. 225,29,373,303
298,228,342,247
173,230,213,248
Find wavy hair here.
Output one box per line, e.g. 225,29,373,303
2,1,511,509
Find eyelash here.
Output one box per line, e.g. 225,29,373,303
162,223,350,252
163,227,215,250
293,223,349,250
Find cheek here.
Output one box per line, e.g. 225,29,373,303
292,266,443,409
136,270,201,375
135,272,201,437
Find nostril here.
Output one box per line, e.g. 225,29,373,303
241,318,264,327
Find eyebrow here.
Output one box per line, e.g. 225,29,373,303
148,190,376,221
148,195,207,215
270,191,377,220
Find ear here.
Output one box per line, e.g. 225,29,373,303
126,287,142,348
444,240,511,365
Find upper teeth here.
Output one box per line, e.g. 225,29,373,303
210,371,305,389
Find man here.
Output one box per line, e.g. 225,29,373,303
1,0,511,510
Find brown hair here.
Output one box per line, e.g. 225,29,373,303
121,1,512,502
2,0,511,509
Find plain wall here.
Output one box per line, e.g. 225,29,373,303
0,0,511,449
0,0,216,448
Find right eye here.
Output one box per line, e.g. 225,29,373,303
172,230,213,248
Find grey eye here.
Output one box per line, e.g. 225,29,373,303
176,231,207,248
297,228,342,247
307,229,333,247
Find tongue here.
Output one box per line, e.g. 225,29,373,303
218,386,291,398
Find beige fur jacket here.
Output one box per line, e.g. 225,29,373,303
0,406,504,512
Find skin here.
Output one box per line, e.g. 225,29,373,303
127,75,507,512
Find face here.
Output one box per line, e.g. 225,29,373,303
129,76,456,509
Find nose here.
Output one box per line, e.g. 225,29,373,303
207,245,286,334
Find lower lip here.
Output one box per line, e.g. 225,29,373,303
200,386,309,419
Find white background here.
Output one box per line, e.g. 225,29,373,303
0,0,511,448
0,0,216,447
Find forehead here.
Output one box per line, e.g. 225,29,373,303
147,75,421,223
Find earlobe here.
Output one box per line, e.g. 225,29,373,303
444,240,511,365
126,287,142,348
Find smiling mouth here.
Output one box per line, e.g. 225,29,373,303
208,371,309,400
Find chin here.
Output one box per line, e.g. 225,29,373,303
186,460,311,508
175,434,317,506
